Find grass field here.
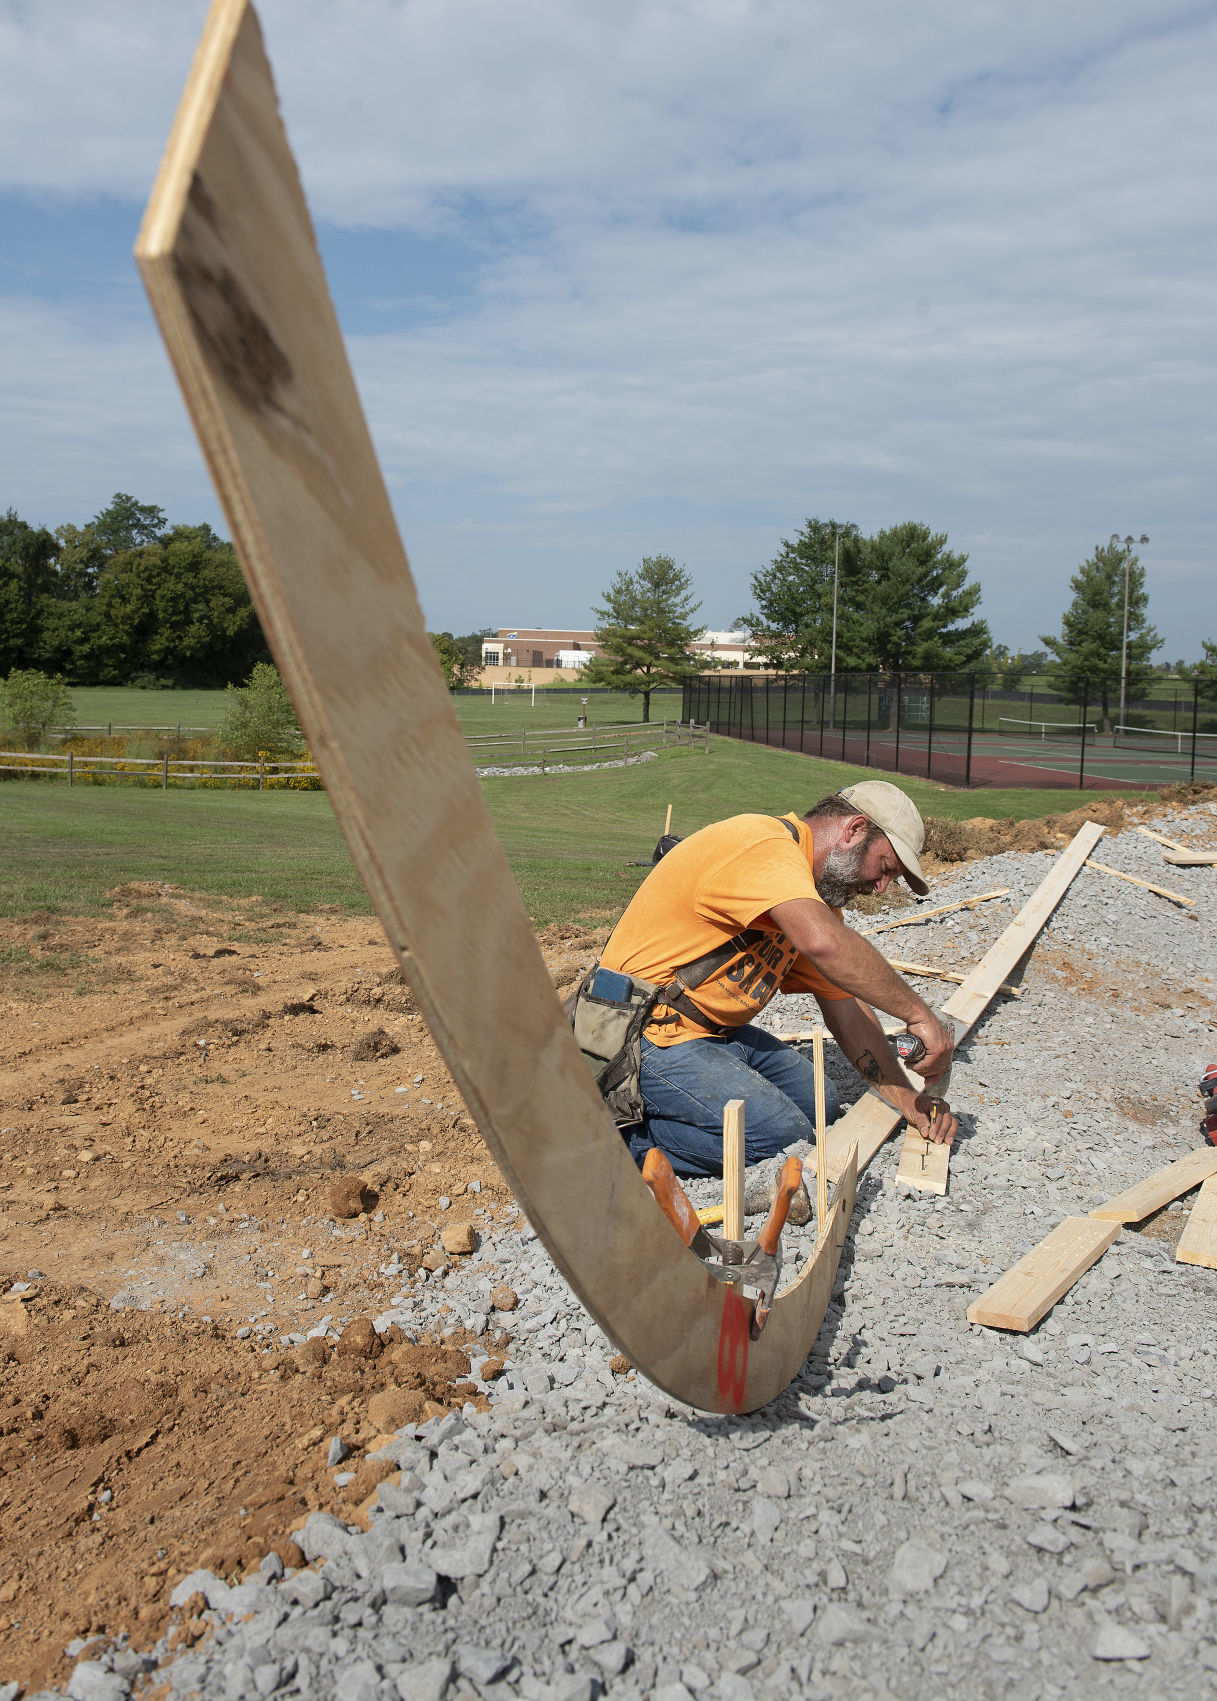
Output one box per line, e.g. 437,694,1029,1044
0,734,1165,927
65,684,674,738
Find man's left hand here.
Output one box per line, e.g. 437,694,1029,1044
907,1092,958,1145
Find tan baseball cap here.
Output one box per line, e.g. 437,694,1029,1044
837,781,929,896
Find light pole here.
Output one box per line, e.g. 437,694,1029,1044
1110,532,1149,733
829,522,859,729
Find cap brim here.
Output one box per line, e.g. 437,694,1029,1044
885,831,929,897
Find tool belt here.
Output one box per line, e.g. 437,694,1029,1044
565,931,767,1126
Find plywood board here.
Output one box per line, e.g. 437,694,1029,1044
967,1218,1122,1332
823,821,1105,1184
1090,1147,1217,1223
134,0,851,1414
1176,1175,1217,1269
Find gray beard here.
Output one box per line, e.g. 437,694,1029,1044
817,840,875,909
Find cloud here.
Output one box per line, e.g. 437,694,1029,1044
0,1,1212,651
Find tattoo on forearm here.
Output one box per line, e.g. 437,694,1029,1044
855,1048,883,1084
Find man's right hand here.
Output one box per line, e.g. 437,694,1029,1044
904,1010,954,1083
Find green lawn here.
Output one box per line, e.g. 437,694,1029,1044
0,735,1163,927
69,686,233,730
65,683,678,739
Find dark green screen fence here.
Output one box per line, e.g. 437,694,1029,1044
682,672,1215,790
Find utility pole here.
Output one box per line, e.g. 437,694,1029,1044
1110,532,1149,734
829,522,858,730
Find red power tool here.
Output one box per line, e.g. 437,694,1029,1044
1200,1064,1217,1146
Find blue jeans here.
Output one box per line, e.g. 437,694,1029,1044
628,1024,842,1178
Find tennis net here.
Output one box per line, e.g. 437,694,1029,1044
1113,724,1217,757
996,716,1098,743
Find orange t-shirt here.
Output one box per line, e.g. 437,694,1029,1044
601,812,849,1047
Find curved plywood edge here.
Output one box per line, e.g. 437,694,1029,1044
134,0,844,1415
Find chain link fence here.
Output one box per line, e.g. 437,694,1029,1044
683,672,1216,790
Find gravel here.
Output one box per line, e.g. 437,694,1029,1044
19,806,1217,1701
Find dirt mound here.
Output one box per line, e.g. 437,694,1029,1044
347,1026,400,1062
0,1273,500,1694
919,784,1216,870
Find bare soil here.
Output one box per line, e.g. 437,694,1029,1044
0,884,606,1694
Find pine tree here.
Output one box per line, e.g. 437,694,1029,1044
582,555,704,722
1040,540,1161,730
739,518,865,673
853,522,990,674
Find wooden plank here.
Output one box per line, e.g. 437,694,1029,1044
1136,825,1191,853
1089,1147,1217,1223
722,1100,745,1242
859,889,1010,936
884,958,1023,997
967,1217,1122,1332
895,1129,951,1195
1176,1175,1217,1269
823,820,1106,1183
1086,861,1195,907
135,0,852,1415
812,1030,828,1235
1162,850,1217,868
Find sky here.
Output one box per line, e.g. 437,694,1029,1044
1,0,1214,659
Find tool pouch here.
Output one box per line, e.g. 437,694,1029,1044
565,969,661,1127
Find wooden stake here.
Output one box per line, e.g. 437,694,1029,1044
1176,1175,1217,1269
1089,1147,1217,1223
859,888,1010,936
663,803,673,837
722,1099,745,1241
813,1029,828,1237
1086,860,1195,908
967,1217,1122,1332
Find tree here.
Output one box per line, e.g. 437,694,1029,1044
1179,638,1217,712
741,518,989,680
0,668,74,750
581,555,705,721
739,518,867,673
0,510,59,674
91,523,270,687
429,632,482,690
852,522,991,674
1040,540,1161,730
218,662,299,760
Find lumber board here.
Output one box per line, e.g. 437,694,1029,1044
1136,826,1191,853
1086,860,1195,907
134,0,851,1414
895,1130,951,1195
1162,850,1217,867
823,821,1106,1183
859,888,1009,936
1176,1175,1217,1269
1089,1147,1217,1223
967,1217,1122,1332
884,958,1022,997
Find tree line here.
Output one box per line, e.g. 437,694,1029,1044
0,493,269,688
4,492,1212,729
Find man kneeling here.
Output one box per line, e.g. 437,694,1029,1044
600,783,956,1176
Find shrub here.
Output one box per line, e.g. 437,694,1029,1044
0,668,74,750
218,662,300,761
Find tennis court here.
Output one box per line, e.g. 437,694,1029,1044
685,670,1217,791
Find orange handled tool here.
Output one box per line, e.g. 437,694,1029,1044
642,1147,804,1338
